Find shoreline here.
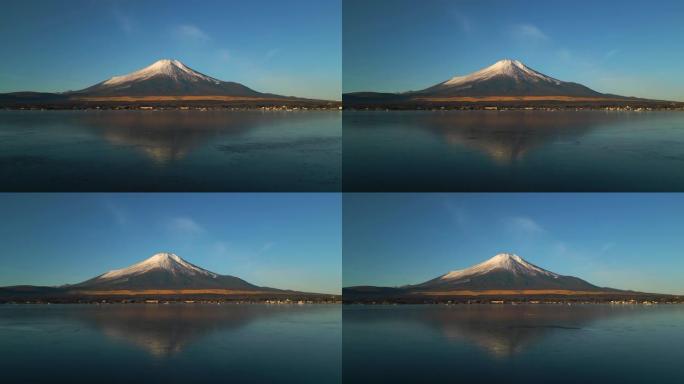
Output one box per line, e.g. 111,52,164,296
1,301,342,305
343,300,684,305
343,106,684,111
0,106,342,112
1,298,342,305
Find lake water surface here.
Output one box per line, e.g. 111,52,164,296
0,110,340,191
343,111,684,191
0,304,341,384
343,304,684,383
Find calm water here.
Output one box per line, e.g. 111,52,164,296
344,304,684,383
0,110,340,191
343,111,684,191
0,304,341,384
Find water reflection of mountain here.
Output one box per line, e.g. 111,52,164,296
345,305,644,358
77,111,322,164
354,111,661,165
424,305,612,357
70,304,289,357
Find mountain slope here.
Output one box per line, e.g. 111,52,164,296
343,59,671,108
411,253,602,291
0,59,340,107
72,252,263,291
412,59,606,98
68,59,277,98
344,253,641,301
0,252,336,301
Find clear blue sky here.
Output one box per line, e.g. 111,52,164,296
343,0,684,101
0,0,341,100
0,194,341,294
344,194,684,295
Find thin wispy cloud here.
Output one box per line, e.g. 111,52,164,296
168,217,205,235
502,216,546,236
600,242,616,254
210,240,274,264
112,8,134,35
105,201,127,226
444,201,468,229
604,49,620,60
448,8,473,34
511,23,550,43
556,48,573,61
218,48,231,62
175,24,211,42
449,10,473,33
259,242,275,253
265,48,281,60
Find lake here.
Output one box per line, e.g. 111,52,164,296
0,304,341,384
343,110,684,191
0,110,340,191
343,304,684,383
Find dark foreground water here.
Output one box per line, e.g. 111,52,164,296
0,110,340,191
343,111,684,191
344,304,684,383
0,304,341,384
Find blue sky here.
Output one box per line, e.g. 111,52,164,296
343,0,684,101
0,194,341,294
344,194,684,294
0,0,341,100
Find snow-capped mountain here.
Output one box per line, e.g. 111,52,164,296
439,253,559,281
342,253,637,300
0,58,342,107
72,252,266,291
0,252,336,301
412,59,606,98
68,59,278,98
411,253,600,291
342,58,667,108
442,60,563,87
101,59,221,87
94,252,217,281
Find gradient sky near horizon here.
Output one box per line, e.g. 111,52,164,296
0,194,341,294
0,0,341,100
344,0,684,101
344,194,684,295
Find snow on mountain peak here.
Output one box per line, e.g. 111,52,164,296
441,59,563,87
97,252,218,281
101,59,221,87
440,253,559,281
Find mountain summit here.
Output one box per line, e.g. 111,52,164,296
94,252,218,281
342,58,668,108
413,59,605,98
441,59,562,87
0,251,340,302
101,60,222,87
72,252,262,291
0,58,343,107
439,253,559,281
70,59,272,97
411,253,599,291
342,252,641,301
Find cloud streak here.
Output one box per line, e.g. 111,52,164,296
511,23,549,43
449,10,473,33
105,201,127,226
444,201,468,229
168,217,205,235
604,49,620,60
112,8,134,35
502,216,546,236
260,242,275,253
175,24,211,42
